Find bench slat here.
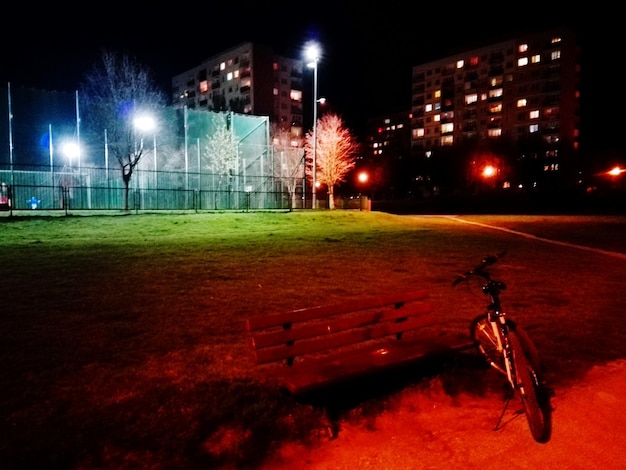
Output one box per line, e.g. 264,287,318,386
254,315,435,365
245,289,430,331
262,334,476,395
250,301,433,350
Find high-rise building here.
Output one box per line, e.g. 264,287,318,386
410,27,581,194
362,112,412,198
172,42,304,139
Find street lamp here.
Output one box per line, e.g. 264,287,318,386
305,42,321,209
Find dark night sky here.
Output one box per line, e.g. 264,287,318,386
1,2,622,150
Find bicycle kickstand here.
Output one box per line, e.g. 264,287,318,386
493,392,514,431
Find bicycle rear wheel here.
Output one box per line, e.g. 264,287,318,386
508,330,551,443
470,314,506,374
470,315,543,376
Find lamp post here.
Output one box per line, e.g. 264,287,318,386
305,43,320,209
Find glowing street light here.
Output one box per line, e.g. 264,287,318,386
134,115,157,171
62,141,80,168
305,42,321,209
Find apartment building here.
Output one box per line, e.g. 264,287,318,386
362,112,412,198
171,42,304,139
410,27,581,194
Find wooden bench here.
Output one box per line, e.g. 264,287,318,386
245,289,476,396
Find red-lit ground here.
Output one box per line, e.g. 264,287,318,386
262,359,626,469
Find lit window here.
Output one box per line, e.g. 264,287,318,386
531,54,541,64
290,90,302,101
242,78,251,87
434,90,441,98
551,50,561,60
220,62,226,71
413,128,425,138
441,135,454,145
434,103,441,110
425,104,433,112
465,94,478,104
199,80,209,93
529,110,540,119
519,44,528,52
441,123,453,133
490,76,503,87
480,93,488,101
551,36,562,44
456,60,464,69
469,56,479,66
227,72,233,81
434,114,440,122
489,103,502,113
488,128,502,137
273,88,278,96
517,98,527,107
489,88,503,99
517,57,529,67
273,62,279,70
234,70,240,78
529,124,539,133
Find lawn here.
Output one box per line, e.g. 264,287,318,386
2,210,626,469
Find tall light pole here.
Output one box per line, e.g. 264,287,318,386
305,43,320,209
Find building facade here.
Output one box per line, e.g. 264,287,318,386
410,28,581,195
362,112,412,198
172,42,304,140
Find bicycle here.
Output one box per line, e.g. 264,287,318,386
453,252,552,443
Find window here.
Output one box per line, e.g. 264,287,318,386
529,110,540,119
441,123,453,133
220,62,226,71
488,128,502,137
551,50,561,60
226,72,233,81
489,88,503,99
290,90,302,101
529,124,539,133
519,43,528,53
456,60,464,69
517,57,529,67
441,135,454,145
531,54,541,64
465,94,478,104
434,90,441,98
273,88,278,96
425,104,433,112
199,80,209,93
413,128,425,138
434,114,440,122
517,98,527,107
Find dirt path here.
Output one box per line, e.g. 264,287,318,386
262,359,626,469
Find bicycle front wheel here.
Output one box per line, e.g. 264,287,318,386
509,330,551,443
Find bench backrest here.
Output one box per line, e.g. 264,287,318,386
245,290,435,366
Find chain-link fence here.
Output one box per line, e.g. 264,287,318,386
1,87,309,213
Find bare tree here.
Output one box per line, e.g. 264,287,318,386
304,113,359,209
80,49,166,210
271,124,305,209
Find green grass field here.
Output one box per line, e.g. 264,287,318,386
2,211,626,469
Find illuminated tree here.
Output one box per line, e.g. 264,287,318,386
80,49,166,210
271,124,305,209
204,113,237,191
304,113,359,209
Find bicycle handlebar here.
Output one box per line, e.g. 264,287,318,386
452,251,507,286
